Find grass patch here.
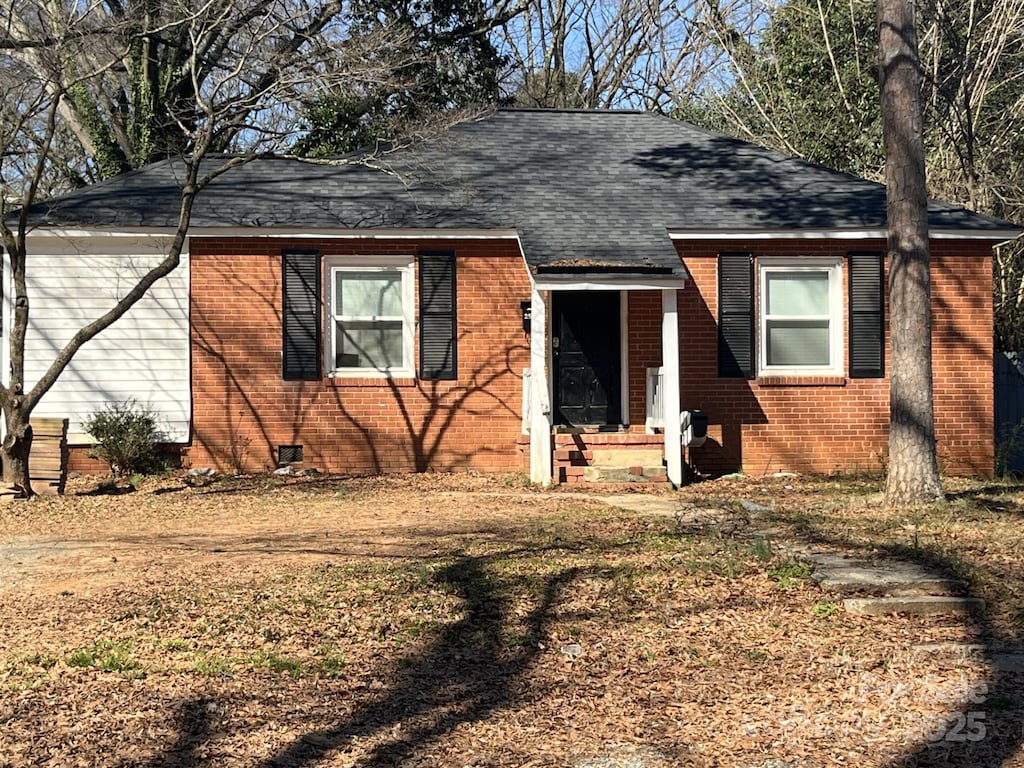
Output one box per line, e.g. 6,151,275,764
768,560,813,589
193,653,234,677
812,600,841,619
67,639,142,675
251,650,306,677
312,645,348,677
16,652,58,670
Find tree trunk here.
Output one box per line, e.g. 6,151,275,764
879,0,944,505
2,408,33,495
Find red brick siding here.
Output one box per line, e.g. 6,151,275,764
186,234,993,480
638,238,995,477
187,238,530,474
627,292,663,426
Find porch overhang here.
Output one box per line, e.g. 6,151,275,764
528,274,688,290
531,269,688,293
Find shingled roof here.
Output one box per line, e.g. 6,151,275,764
23,108,1018,275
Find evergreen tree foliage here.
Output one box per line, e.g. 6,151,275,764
713,0,883,178
294,0,505,156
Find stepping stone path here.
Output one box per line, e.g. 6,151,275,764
776,546,986,616
774,530,985,617
602,494,987,618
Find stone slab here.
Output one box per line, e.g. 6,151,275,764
604,495,688,516
582,466,630,483
912,642,988,657
993,654,1024,672
843,596,985,616
813,564,966,596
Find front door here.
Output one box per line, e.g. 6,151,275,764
553,291,621,426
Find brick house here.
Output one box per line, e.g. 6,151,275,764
8,109,1019,484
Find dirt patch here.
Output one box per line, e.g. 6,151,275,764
0,475,606,596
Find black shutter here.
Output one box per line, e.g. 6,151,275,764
282,250,321,381
849,251,885,378
718,251,754,378
419,250,457,380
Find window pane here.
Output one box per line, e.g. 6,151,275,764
336,320,403,369
335,271,402,316
766,321,829,366
766,272,828,316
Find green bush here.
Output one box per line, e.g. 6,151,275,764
82,400,164,476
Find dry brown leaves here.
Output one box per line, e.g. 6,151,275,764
0,472,1020,767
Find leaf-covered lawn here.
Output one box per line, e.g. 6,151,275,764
0,473,1021,767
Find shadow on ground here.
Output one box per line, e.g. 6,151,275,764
755,491,1023,767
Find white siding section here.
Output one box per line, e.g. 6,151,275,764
3,235,190,444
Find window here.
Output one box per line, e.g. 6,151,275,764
282,250,457,381
758,257,843,375
717,252,882,380
327,260,414,376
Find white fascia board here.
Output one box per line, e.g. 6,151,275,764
24,230,177,245
30,226,521,240
532,273,688,291
668,227,1023,241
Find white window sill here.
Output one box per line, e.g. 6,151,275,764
329,369,415,379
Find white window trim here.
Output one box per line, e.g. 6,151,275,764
757,256,843,377
326,255,415,378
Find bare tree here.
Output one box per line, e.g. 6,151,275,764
879,0,944,504
0,0,419,493
2,0,432,182
500,0,734,110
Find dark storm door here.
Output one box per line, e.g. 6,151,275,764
553,291,621,426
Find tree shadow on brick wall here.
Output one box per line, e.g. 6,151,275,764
191,250,528,475
668,260,767,476
930,254,995,476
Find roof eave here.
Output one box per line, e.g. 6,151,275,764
668,227,1024,242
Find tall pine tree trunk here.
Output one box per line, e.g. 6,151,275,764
879,0,944,505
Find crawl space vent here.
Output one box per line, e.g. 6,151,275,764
278,445,303,464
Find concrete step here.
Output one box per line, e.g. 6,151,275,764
590,448,663,467
581,466,668,483
843,596,985,616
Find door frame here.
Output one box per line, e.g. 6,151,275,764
549,289,629,428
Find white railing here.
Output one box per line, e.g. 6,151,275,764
645,366,664,433
522,368,532,434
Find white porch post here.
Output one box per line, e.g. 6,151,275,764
662,288,683,486
529,285,553,485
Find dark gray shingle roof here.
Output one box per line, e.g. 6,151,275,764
24,109,1018,275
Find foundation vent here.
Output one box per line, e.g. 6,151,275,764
277,445,303,464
